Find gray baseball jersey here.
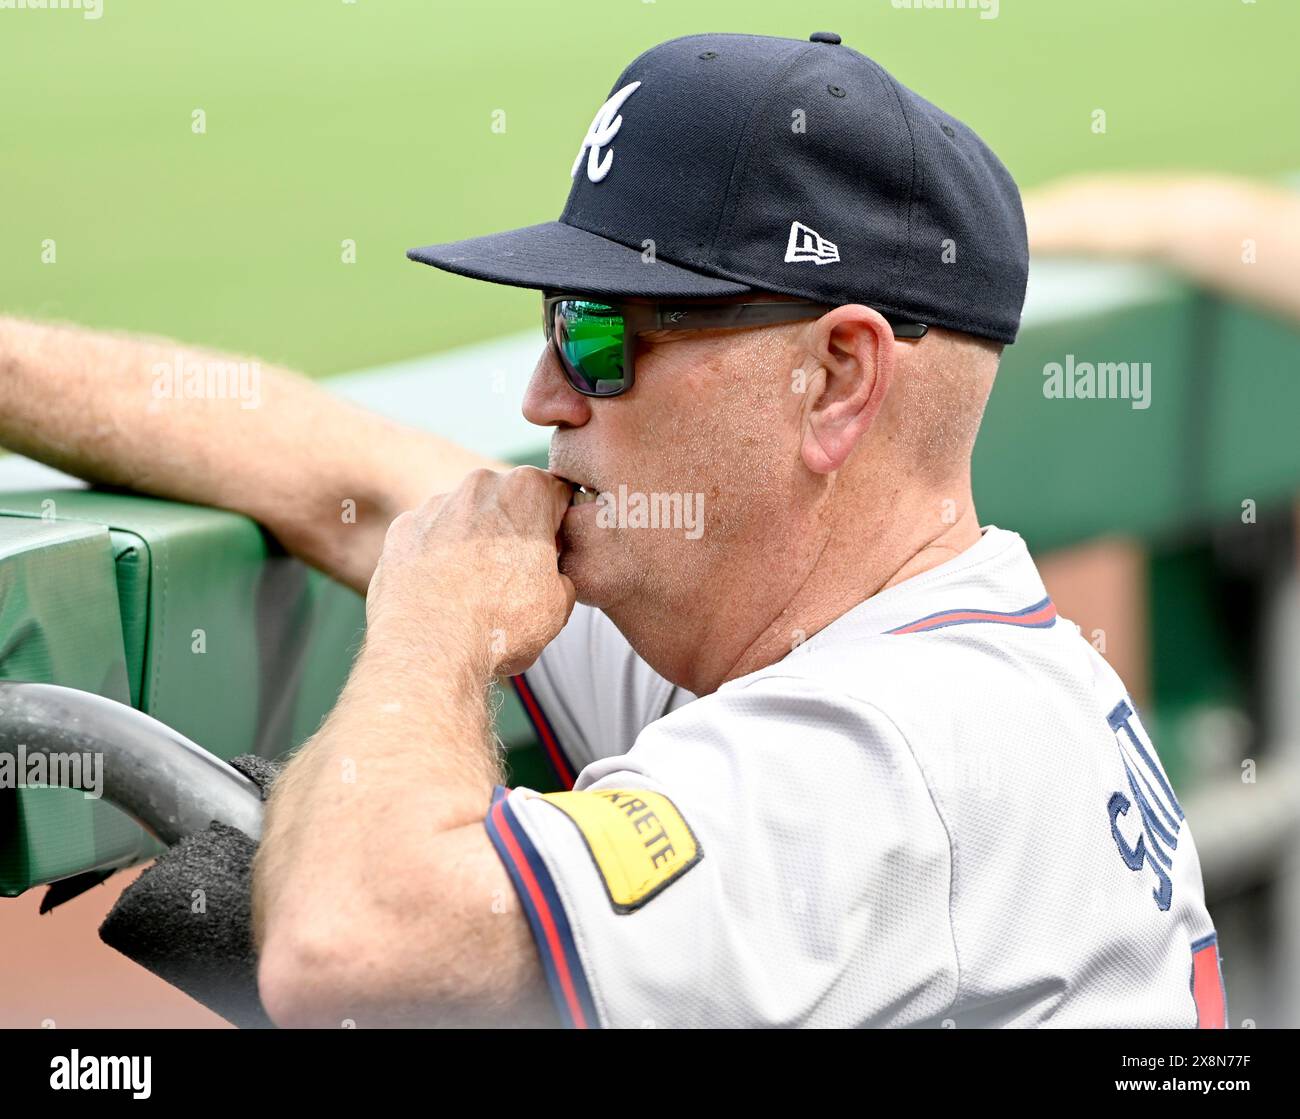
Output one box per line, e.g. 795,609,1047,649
487,526,1226,1028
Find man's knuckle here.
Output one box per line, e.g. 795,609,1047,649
384,510,415,543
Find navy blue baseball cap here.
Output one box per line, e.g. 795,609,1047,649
408,31,1029,344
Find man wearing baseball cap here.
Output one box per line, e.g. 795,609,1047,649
0,32,1223,1028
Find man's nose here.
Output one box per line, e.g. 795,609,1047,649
522,345,592,429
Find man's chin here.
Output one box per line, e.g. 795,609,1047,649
558,535,627,611
558,549,607,608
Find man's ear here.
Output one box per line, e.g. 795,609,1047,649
799,305,896,475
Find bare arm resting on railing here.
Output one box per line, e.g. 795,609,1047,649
0,316,508,594
1024,173,1300,325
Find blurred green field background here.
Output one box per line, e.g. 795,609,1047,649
2,0,1297,376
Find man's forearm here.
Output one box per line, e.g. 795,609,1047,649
250,468,573,1025
1155,179,1300,324
1026,175,1300,326
0,316,504,591
251,613,499,993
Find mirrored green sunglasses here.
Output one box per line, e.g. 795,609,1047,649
542,291,928,397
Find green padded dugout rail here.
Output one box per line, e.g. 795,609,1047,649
0,492,369,893
0,517,154,894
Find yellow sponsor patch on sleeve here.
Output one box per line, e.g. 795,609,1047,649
536,788,703,912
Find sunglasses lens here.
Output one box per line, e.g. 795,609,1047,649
553,300,626,395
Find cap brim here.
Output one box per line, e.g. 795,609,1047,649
406,220,752,299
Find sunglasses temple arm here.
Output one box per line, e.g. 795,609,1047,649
655,302,927,337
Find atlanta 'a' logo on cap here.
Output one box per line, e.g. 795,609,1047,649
571,81,641,184
785,220,840,265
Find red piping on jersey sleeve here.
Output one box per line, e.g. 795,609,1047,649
1191,934,1227,1029
887,596,1058,636
484,789,599,1028
509,673,578,790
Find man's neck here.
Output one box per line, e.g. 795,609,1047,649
609,486,984,697
713,503,983,692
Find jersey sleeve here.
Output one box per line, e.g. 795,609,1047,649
484,674,959,1028
510,602,694,783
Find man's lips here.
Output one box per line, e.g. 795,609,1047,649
552,471,601,507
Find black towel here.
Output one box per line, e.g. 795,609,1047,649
98,754,282,1029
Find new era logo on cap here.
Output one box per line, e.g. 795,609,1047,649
784,221,840,265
